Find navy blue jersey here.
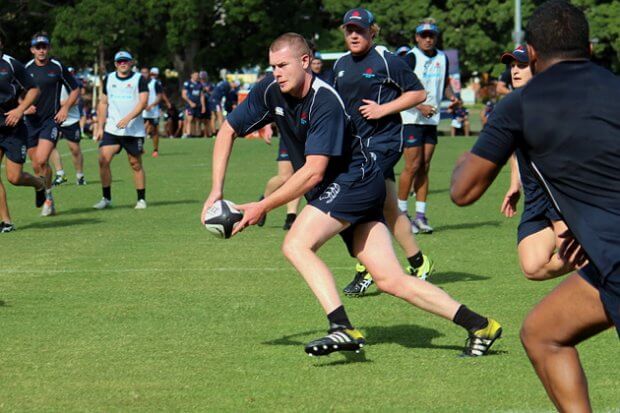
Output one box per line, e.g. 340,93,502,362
183,80,203,104
227,74,376,201
211,80,231,102
0,53,36,115
472,60,620,282
316,69,334,85
25,58,78,124
333,45,423,152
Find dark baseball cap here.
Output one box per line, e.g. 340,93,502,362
31,35,50,46
500,45,529,64
342,8,375,29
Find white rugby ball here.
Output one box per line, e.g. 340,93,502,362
204,200,243,239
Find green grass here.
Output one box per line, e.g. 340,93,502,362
1,133,618,412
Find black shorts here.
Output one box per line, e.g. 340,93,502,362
402,124,438,148
371,148,402,182
59,123,81,143
276,138,290,162
25,118,59,149
517,192,562,243
309,169,386,257
578,264,620,337
0,123,28,164
144,117,159,127
100,132,144,156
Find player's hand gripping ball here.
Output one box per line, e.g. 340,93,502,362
204,200,243,239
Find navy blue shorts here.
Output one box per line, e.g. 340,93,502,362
100,132,144,156
371,148,401,182
25,118,59,149
208,100,221,113
309,169,386,256
403,124,438,148
517,192,562,243
185,106,205,119
59,123,81,143
144,117,159,127
578,264,620,337
276,138,289,162
0,123,28,164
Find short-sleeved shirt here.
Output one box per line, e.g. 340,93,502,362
25,58,78,124
471,60,620,283
0,53,36,118
184,80,203,104
333,45,424,153
226,73,376,202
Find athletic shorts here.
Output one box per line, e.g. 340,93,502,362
185,106,202,118
208,100,221,113
370,148,402,182
0,123,28,164
276,138,289,162
403,124,438,148
59,123,81,143
100,132,144,156
144,117,159,127
309,168,386,257
25,117,59,149
578,264,620,337
517,191,562,243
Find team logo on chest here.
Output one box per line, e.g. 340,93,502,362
47,70,58,78
0,68,8,77
300,112,308,125
362,68,375,79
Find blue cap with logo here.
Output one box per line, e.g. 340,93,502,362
114,51,133,62
31,35,50,46
500,45,529,64
342,8,375,29
416,23,440,34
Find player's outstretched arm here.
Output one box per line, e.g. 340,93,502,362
451,152,502,206
359,90,426,120
201,121,237,221
232,155,328,235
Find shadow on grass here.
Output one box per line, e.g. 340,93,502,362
263,323,507,361
431,272,491,285
19,217,102,229
433,220,501,232
0,299,8,307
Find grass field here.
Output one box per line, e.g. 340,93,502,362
1,131,618,412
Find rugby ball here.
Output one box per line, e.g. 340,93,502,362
204,200,243,239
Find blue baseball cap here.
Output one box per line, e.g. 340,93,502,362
343,8,375,29
501,45,529,64
31,35,50,46
114,51,133,62
416,23,440,35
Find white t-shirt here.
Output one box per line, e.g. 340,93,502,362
142,78,162,119
60,84,80,127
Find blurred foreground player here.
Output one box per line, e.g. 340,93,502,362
451,1,619,410
203,33,501,357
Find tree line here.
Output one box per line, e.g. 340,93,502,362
1,0,618,81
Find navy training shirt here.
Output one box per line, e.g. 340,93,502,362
211,80,231,103
333,45,423,153
471,60,620,282
25,58,78,124
226,73,376,201
183,80,203,104
0,53,36,115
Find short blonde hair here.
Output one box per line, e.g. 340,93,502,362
270,33,312,58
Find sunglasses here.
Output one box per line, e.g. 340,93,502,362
33,44,49,50
116,59,131,64
418,32,437,39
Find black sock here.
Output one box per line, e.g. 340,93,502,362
285,213,296,220
327,305,353,330
137,188,146,201
102,186,111,201
407,251,424,269
453,305,488,332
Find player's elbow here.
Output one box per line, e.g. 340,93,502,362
450,186,476,206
